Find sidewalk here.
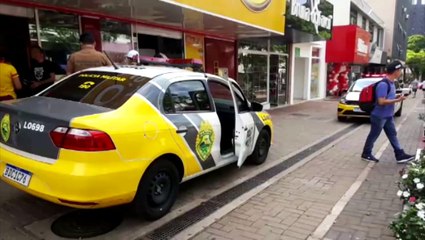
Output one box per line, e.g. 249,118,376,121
187,98,423,240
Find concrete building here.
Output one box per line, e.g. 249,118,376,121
364,0,411,61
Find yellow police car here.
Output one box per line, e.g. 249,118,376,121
0,66,273,220
337,77,403,121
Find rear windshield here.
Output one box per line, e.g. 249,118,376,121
41,71,151,109
350,79,379,92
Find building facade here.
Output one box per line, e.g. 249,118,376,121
408,0,425,35
0,0,336,108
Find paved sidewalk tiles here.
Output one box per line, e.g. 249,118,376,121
191,101,423,240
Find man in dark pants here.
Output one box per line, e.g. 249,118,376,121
361,60,415,163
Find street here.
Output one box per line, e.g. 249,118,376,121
1,96,424,240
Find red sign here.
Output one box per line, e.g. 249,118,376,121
326,25,371,64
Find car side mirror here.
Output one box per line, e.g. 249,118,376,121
250,102,263,111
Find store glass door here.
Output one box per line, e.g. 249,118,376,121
269,54,288,106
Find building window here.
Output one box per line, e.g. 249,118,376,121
412,0,417,4
362,16,367,30
369,23,374,40
350,11,357,25
310,48,321,99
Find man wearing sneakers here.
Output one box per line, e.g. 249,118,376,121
361,60,415,163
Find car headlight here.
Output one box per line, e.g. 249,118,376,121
339,97,347,104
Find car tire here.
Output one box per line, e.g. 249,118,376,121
133,159,180,221
395,102,403,117
338,116,347,122
248,129,271,165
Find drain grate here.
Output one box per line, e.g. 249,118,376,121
51,208,123,239
144,124,360,240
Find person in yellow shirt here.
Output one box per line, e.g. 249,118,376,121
0,53,22,101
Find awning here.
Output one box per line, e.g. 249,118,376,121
2,0,286,39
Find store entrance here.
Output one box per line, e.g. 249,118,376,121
269,54,288,106
0,14,30,81
138,34,183,59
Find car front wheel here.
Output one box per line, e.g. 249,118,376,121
248,129,271,165
133,159,179,221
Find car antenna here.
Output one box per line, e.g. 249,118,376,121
103,51,119,70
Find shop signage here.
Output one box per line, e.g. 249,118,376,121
285,0,334,40
290,0,332,34
162,0,286,34
357,38,369,55
241,0,272,12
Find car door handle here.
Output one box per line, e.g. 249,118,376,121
176,126,188,134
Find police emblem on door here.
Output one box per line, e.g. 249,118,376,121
196,121,215,161
1,114,11,143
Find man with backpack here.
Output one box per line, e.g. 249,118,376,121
361,60,415,163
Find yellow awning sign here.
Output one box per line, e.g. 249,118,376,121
162,0,286,35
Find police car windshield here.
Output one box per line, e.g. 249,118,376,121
40,71,151,109
350,78,380,92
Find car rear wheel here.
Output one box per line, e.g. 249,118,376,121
133,159,179,221
248,129,271,165
395,102,403,117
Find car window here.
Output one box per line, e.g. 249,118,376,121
350,79,379,92
231,83,250,112
163,80,211,113
40,71,150,109
208,80,234,106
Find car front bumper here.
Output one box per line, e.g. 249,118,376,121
337,103,370,118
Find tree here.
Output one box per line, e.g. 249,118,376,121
406,35,425,80
407,35,425,53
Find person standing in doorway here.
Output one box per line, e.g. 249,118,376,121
410,78,419,98
361,60,415,163
66,32,112,75
0,52,22,101
29,46,56,94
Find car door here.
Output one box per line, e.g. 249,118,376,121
228,82,257,167
162,79,222,172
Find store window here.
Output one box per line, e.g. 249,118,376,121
138,34,183,59
237,53,268,103
239,38,268,52
101,20,132,64
310,48,321,99
38,10,79,72
270,39,288,54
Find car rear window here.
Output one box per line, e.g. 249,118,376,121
41,71,151,109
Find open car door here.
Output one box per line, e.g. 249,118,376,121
226,82,256,167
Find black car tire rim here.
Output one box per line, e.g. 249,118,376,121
148,171,172,206
258,135,269,157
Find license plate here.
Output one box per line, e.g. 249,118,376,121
3,164,32,187
353,107,364,113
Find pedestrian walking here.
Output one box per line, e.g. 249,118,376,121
66,32,112,75
0,52,22,101
361,60,415,163
411,78,419,98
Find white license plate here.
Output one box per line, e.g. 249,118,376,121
3,164,32,187
353,107,364,113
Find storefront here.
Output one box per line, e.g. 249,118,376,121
0,0,286,101
285,0,334,104
326,25,379,96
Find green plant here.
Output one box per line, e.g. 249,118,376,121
390,151,425,239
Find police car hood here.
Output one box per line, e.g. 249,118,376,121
345,91,360,101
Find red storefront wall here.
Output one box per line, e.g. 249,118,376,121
326,25,372,96
204,38,236,79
